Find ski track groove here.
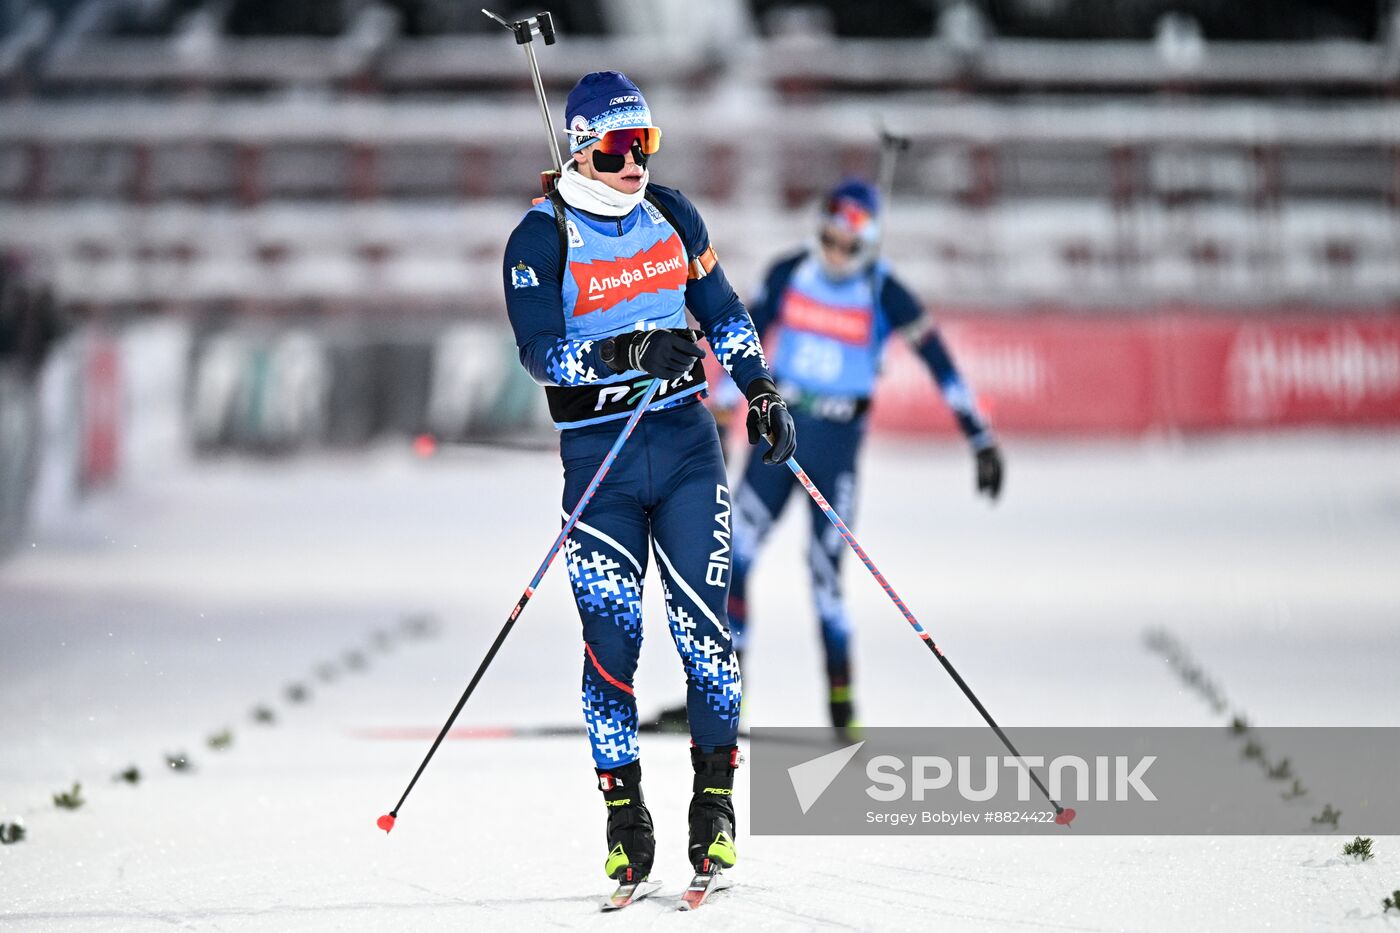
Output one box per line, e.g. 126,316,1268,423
1,898,580,926
897,904,1137,933
703,886,862,931
737,876,1130,933
1022,875,1105,932
800,854,1029,891
763,861,999,913
112,846,198,930
382,874,580,927
168,872,227,932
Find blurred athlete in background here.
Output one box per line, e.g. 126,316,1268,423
659,178,1003,740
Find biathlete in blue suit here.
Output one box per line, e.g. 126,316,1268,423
727,179,1004,739
501,71,796,885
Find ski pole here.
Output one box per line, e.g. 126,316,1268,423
873,117,910,252
483,8,564,191
378,378,663,833
874,116,910,209
783,455,1075,826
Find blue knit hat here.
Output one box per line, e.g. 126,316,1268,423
826,178,880,223
816,178,882,277
564,71,653,153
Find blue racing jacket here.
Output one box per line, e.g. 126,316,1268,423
502,184,773,430
752,250,994,448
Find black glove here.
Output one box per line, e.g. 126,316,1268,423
602,328,705,380
975,445,1004,502
744,378,796,465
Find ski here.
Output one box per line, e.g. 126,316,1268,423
601,878,662,911
677,869,731,911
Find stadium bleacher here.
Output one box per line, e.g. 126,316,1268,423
1,0,1398,315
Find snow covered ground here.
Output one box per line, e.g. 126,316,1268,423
3,430,1399,931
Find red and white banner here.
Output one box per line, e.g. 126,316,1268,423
80,333,121,490
871,312,1400,435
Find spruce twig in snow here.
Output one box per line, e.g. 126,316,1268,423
166,752,193,772
1281,779,1307,800
1242,740,1265,761
1382,890,1399,913
1229,716,1249,735
113,766,141,784
401,613,439,640
53,782,84,809
251,705,276,725
0,821,25,844
1266,758,1292,780
1341,836,1373,861
284,683,309,704
1311,804,1341,829
207,729,233,751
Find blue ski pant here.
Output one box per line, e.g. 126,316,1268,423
729,410,866,691
561,401,741,770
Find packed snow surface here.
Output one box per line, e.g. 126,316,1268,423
3,431,1399,931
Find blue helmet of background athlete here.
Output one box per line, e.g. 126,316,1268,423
815,178,881,280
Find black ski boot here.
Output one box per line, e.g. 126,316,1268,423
829,680,862,742
687,746,739,873
597,761,655,882
827,657,862,742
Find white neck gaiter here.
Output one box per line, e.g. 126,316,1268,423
555,161,648,217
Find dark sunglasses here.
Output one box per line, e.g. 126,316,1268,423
570,126,662,174
593,127,662,156
819,232,861,256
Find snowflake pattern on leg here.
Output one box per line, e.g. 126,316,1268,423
566,535,646,767
660,578,742,732
565,537,644,639
582,680,640,768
